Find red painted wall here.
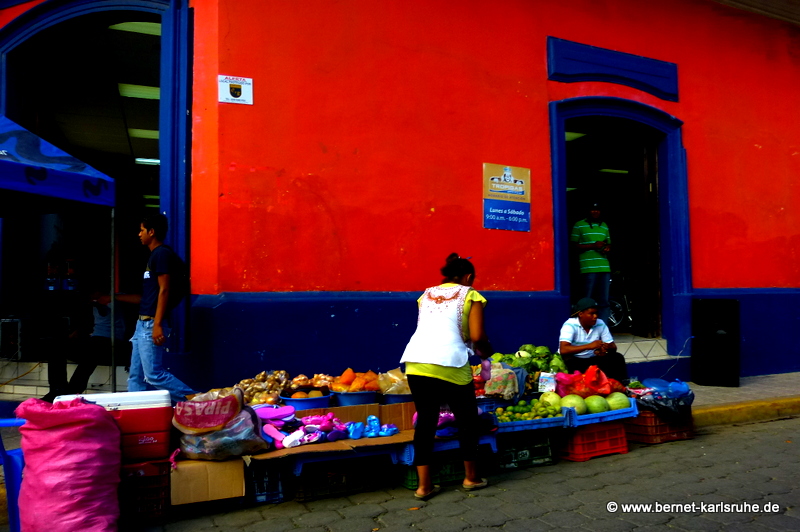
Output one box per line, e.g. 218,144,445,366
0,0,45,28
191,0,800,293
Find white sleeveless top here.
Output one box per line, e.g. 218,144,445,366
400,284,474,367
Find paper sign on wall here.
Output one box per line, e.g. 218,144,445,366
218,75,253,105
482,163,531,232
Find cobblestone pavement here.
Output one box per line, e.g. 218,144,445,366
152,416,800,532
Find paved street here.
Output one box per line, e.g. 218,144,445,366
155,416,800,532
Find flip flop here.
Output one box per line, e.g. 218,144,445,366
414,485,441,501
462,479,488,491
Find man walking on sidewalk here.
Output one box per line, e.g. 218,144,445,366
116,213,197,403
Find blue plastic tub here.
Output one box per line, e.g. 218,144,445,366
382,393,413,404
333,391,377,406
281,388,331,409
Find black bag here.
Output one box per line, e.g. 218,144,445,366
635,391,695,423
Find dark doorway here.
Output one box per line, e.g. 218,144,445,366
0,12,163,362
4,12,162,296
564,116,664,338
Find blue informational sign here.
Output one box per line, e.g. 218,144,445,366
483,198,531,232
482,163,531,232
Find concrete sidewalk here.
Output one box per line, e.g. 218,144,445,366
687,372,800,427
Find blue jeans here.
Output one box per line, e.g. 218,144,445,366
129,319,196,403
583,272,611,323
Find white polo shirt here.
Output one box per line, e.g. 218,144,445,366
559,317,613,359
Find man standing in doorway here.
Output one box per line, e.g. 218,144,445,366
116,214,197,403
570,202,612,323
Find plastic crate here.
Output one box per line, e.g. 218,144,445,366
494,431,555,469
476,397,513,412
292,455,396,502
244,459,287,504
399,452,466,489
560,421,628,462
494,407,572,432
119,460,171,526
568,397,639,426
624,409,694,444
398,434,498,465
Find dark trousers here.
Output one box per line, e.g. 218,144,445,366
47,336,126,396
407,374,479,466
565,352,629,382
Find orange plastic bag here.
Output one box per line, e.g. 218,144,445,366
584,365,612,396
363,370,379,382
555,371,593,398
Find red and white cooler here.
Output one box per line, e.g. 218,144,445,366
54,390,173,461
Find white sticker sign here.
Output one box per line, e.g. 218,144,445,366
218,75,253,105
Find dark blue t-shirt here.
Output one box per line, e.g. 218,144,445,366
139,245,177,317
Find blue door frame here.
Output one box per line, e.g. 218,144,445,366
549,97,693,355
0,0,193,353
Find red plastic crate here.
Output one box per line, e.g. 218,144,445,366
560,421,628,462
624,410,694,444
119,460,171,526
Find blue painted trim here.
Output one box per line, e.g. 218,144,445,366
693,288,800,296
158,0,192,354
187,291,572,391
547,36,679,102
549,97,691,355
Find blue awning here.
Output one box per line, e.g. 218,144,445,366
0,116,115,206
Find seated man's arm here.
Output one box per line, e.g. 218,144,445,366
560,340,603,358
594,321,617,356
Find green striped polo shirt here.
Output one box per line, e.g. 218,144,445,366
570,219,611,273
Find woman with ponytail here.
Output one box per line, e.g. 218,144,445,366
400,253,494,500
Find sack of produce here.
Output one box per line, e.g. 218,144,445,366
173,388,243,435
555,371,593,398
17,398,121,532
484,364,518,401
378,367,411,395
179,405,269,460
583,365,612,396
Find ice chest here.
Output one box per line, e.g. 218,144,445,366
55,390,173,460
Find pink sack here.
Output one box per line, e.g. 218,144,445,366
16,398,121,532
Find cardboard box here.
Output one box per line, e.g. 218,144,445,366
170,459,245,505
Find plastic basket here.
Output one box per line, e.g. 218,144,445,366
568,397,639,426
494,407,572,432
399,452,465,489
119,460,171,525
494,431,555,469
281,387,332,409
560,421,628,462
292,455,395,501
332,391,378,406
476,397,513,413
382,393,413,404
398,433,498,465
624,410,694,444
244,459,287,504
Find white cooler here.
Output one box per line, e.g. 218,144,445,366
55,390,173,461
